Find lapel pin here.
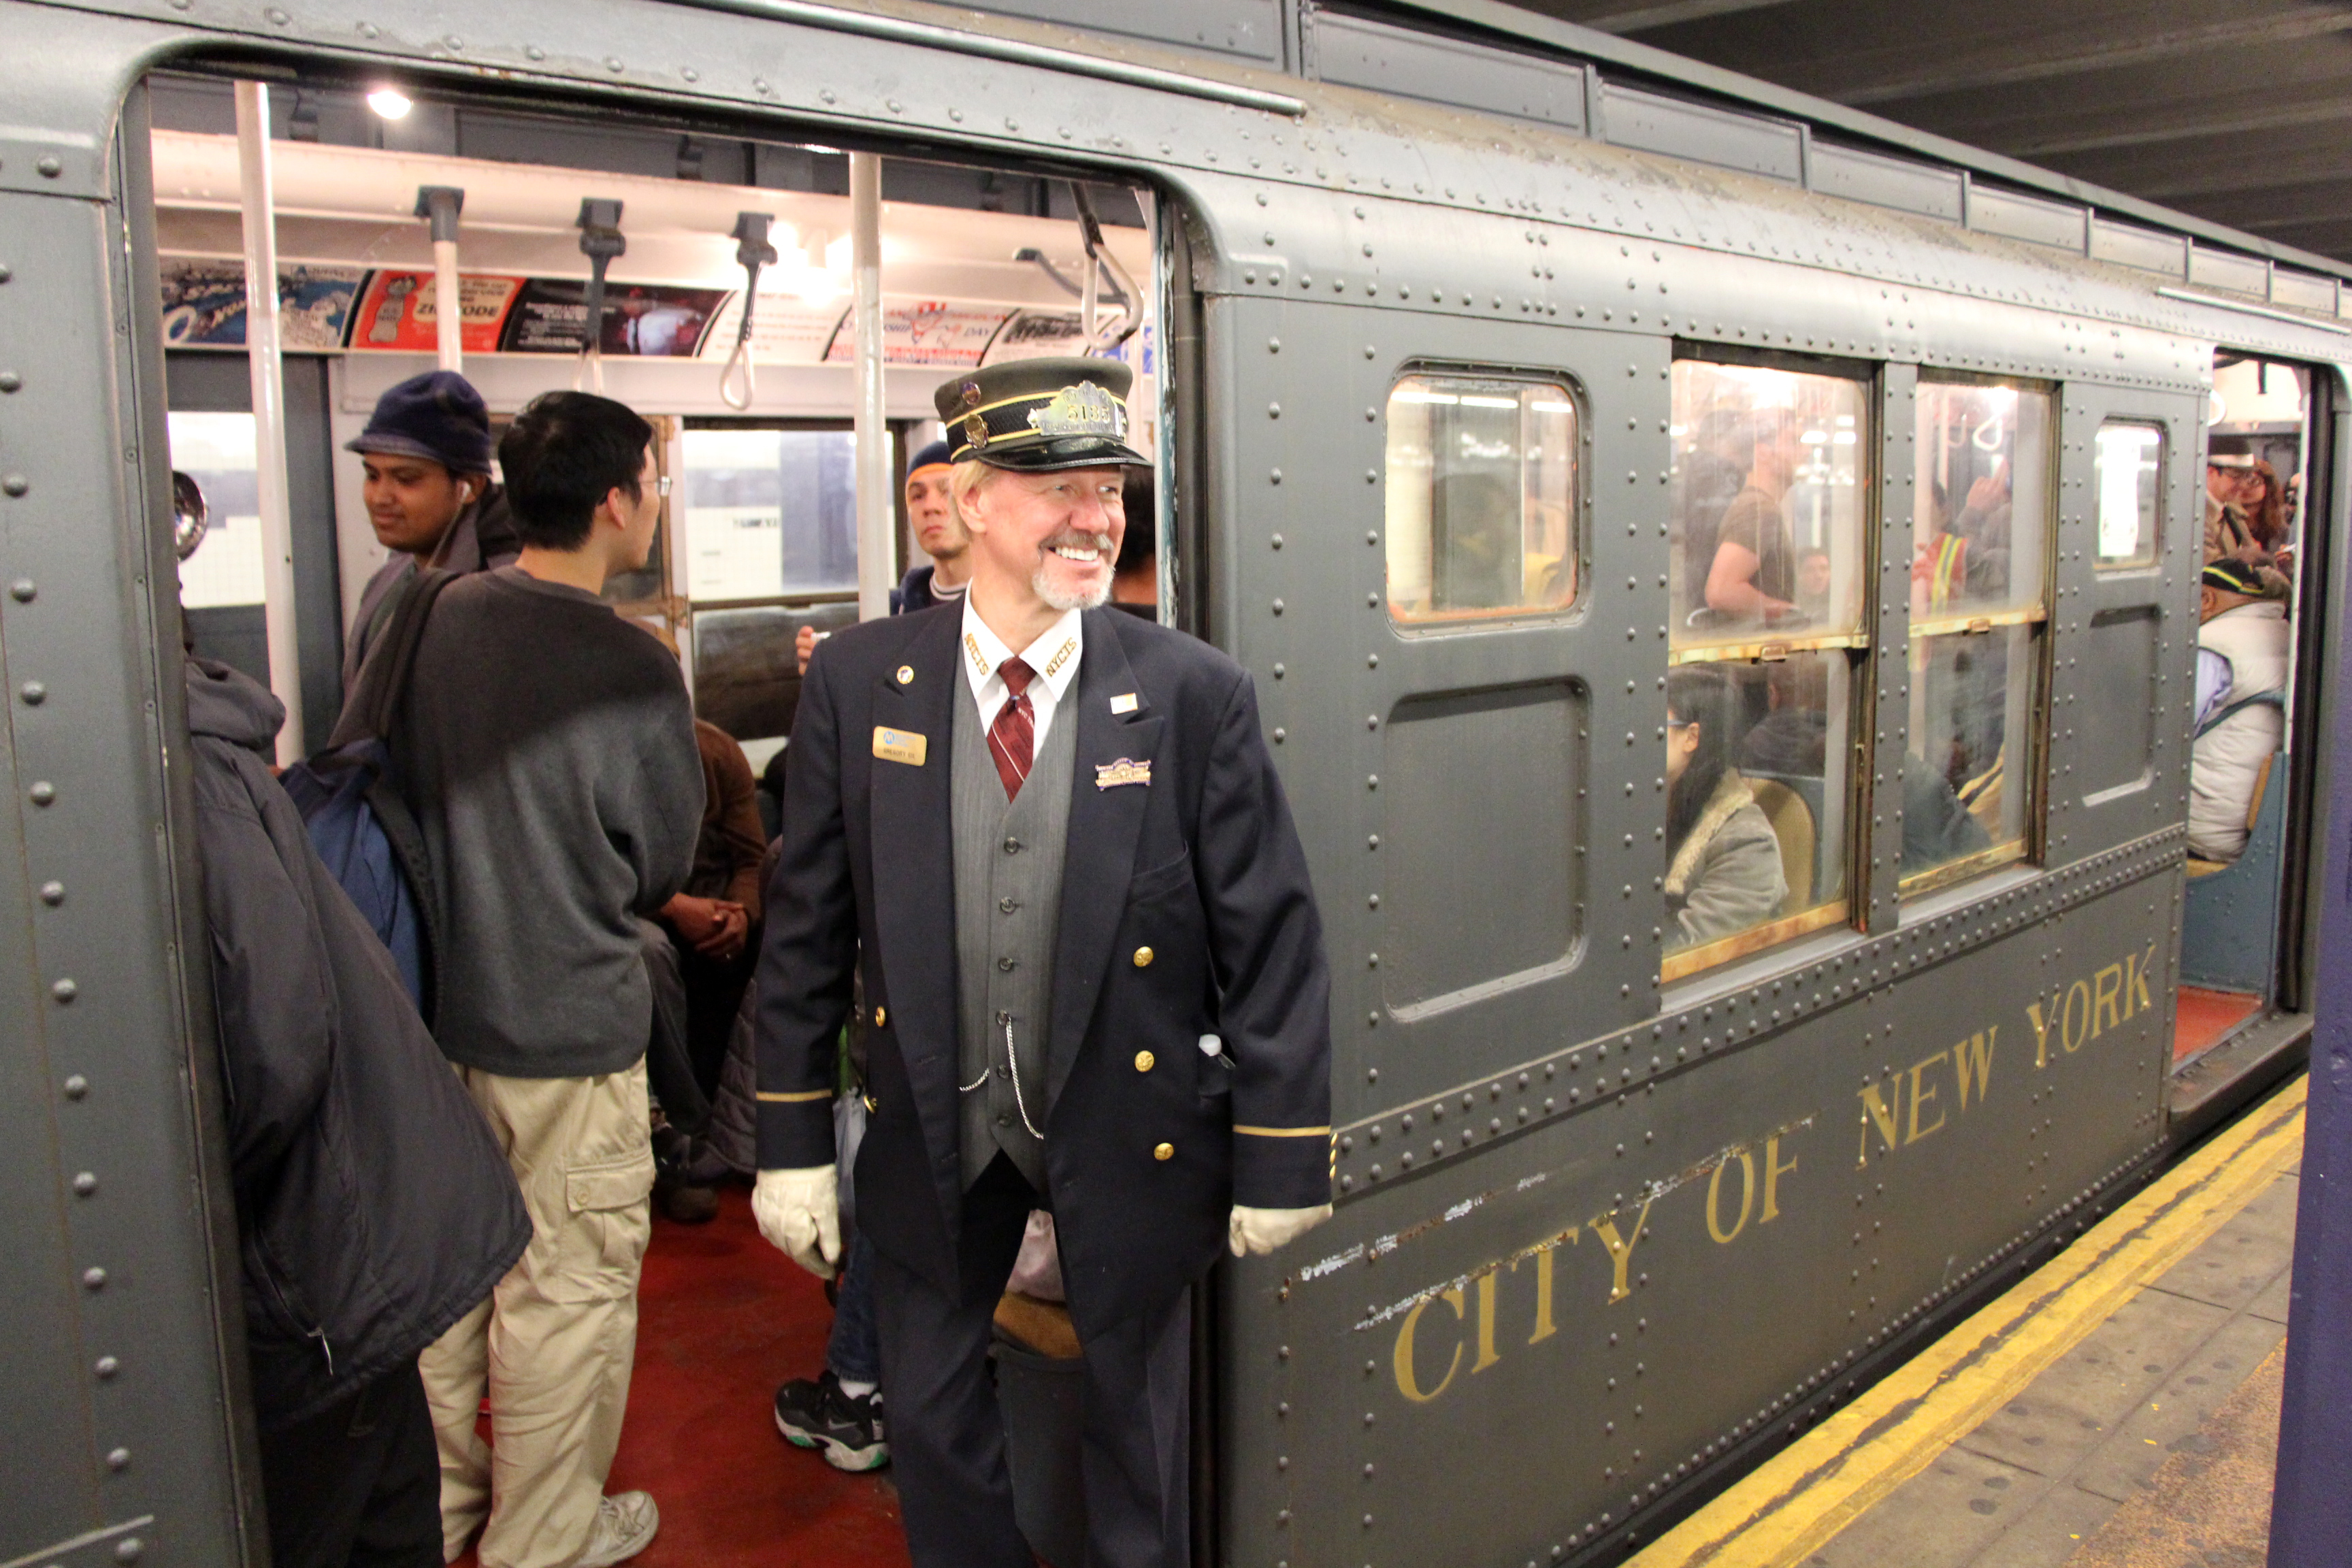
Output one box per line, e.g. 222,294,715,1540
896,666,914,685
1110,692,1139,715
1095,757,1151,790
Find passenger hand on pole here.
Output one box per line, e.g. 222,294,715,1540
1228,1203,1335,1258
753,1164,842,1279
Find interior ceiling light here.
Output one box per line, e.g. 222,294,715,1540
365,87,413,120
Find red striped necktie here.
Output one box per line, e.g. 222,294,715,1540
988,657,1036,800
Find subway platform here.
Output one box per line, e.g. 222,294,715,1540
1635,1075,2307,1568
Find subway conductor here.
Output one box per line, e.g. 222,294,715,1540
750,355,1334,1568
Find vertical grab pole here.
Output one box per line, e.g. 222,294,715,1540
416,186,466,372
849,152,892,623
233,80,303,762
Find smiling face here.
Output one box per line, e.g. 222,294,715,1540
361,453,483,556
960,463,1127,615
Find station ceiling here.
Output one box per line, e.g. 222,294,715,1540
1501,0,2352,266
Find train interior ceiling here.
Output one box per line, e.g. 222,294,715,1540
148,69,1159,776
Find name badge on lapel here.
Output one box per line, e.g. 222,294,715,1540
873,726,928,766
1095,757,1151,790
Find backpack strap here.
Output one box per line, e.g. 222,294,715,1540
2195,687,2286,740
329,567,457,748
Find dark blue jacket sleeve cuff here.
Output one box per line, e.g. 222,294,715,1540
757,1096,836,1171
1232,1128,1335,1210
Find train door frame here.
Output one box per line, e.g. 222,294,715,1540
2170,351,2347,1130
0,21,1208,1559
2280,363,2347,1015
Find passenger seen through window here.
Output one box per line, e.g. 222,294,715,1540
1665,359,1866,978
1665,666,1787,952
1904,380,2053,893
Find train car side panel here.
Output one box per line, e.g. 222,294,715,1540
1228,865,2174,1566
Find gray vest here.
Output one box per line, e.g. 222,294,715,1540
951,675,1077,1192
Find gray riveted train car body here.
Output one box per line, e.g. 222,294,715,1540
2,1,2345,1564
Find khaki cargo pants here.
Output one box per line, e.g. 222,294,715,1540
419,1061,654,1568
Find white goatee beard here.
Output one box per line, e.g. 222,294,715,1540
1034,565,1110,612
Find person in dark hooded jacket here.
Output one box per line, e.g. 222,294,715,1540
188,655,529,1568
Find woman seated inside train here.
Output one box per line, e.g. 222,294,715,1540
1702,408,1808,628
1665,666,1788,951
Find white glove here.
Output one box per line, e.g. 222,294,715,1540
753,1164,842,1279
1229,1203,1335,1258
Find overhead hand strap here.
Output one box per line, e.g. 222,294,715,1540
1070,182,1141,354
721,211,779,411
574,198,625,392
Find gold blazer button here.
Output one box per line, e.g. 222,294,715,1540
1133,945,1154,967
896,666,915,685
1134,1050,1156,1073
1153,1142,1175,1161
874,1006,887,1027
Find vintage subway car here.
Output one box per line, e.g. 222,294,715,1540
1,1,2344,1565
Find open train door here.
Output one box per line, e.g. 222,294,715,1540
2170,353,2342,1134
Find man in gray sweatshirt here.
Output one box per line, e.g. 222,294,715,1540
399,391,702,1568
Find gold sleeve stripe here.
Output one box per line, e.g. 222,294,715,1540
756,1090,832,1104
1234,1124,1333,1138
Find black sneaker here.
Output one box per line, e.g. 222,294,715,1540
774,1371,889,1471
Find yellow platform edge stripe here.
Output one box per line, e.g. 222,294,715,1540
1632,1073,2308,1568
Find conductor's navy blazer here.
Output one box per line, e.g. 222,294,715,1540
753,604,1333,1336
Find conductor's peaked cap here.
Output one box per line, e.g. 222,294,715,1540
934,357,1151,472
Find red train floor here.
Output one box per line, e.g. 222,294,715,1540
2174,985,2264,1064
453,1185,910,1568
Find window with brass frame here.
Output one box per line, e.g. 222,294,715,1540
1384,372,1581,623
1663,358,1871,982
1901,378,2054,896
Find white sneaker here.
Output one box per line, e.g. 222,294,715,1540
571,1492,659,1568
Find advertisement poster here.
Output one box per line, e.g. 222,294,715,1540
697,291,852,365
160,259,364,350
983,308,1089,365
348,271,524,355
823,299,1013,368
499,280,730,357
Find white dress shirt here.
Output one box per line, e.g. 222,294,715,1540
959,598,1084,751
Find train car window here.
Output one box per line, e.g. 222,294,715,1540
2093,422,2166,570
1384,372,1580,622
680,426,859,598
1903,380,2054,893
1663,359,1869,981
1669,362,1867,649
167,411,266,610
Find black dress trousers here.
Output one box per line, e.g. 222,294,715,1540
255,1359,442,1568
872,1155,1192,1568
